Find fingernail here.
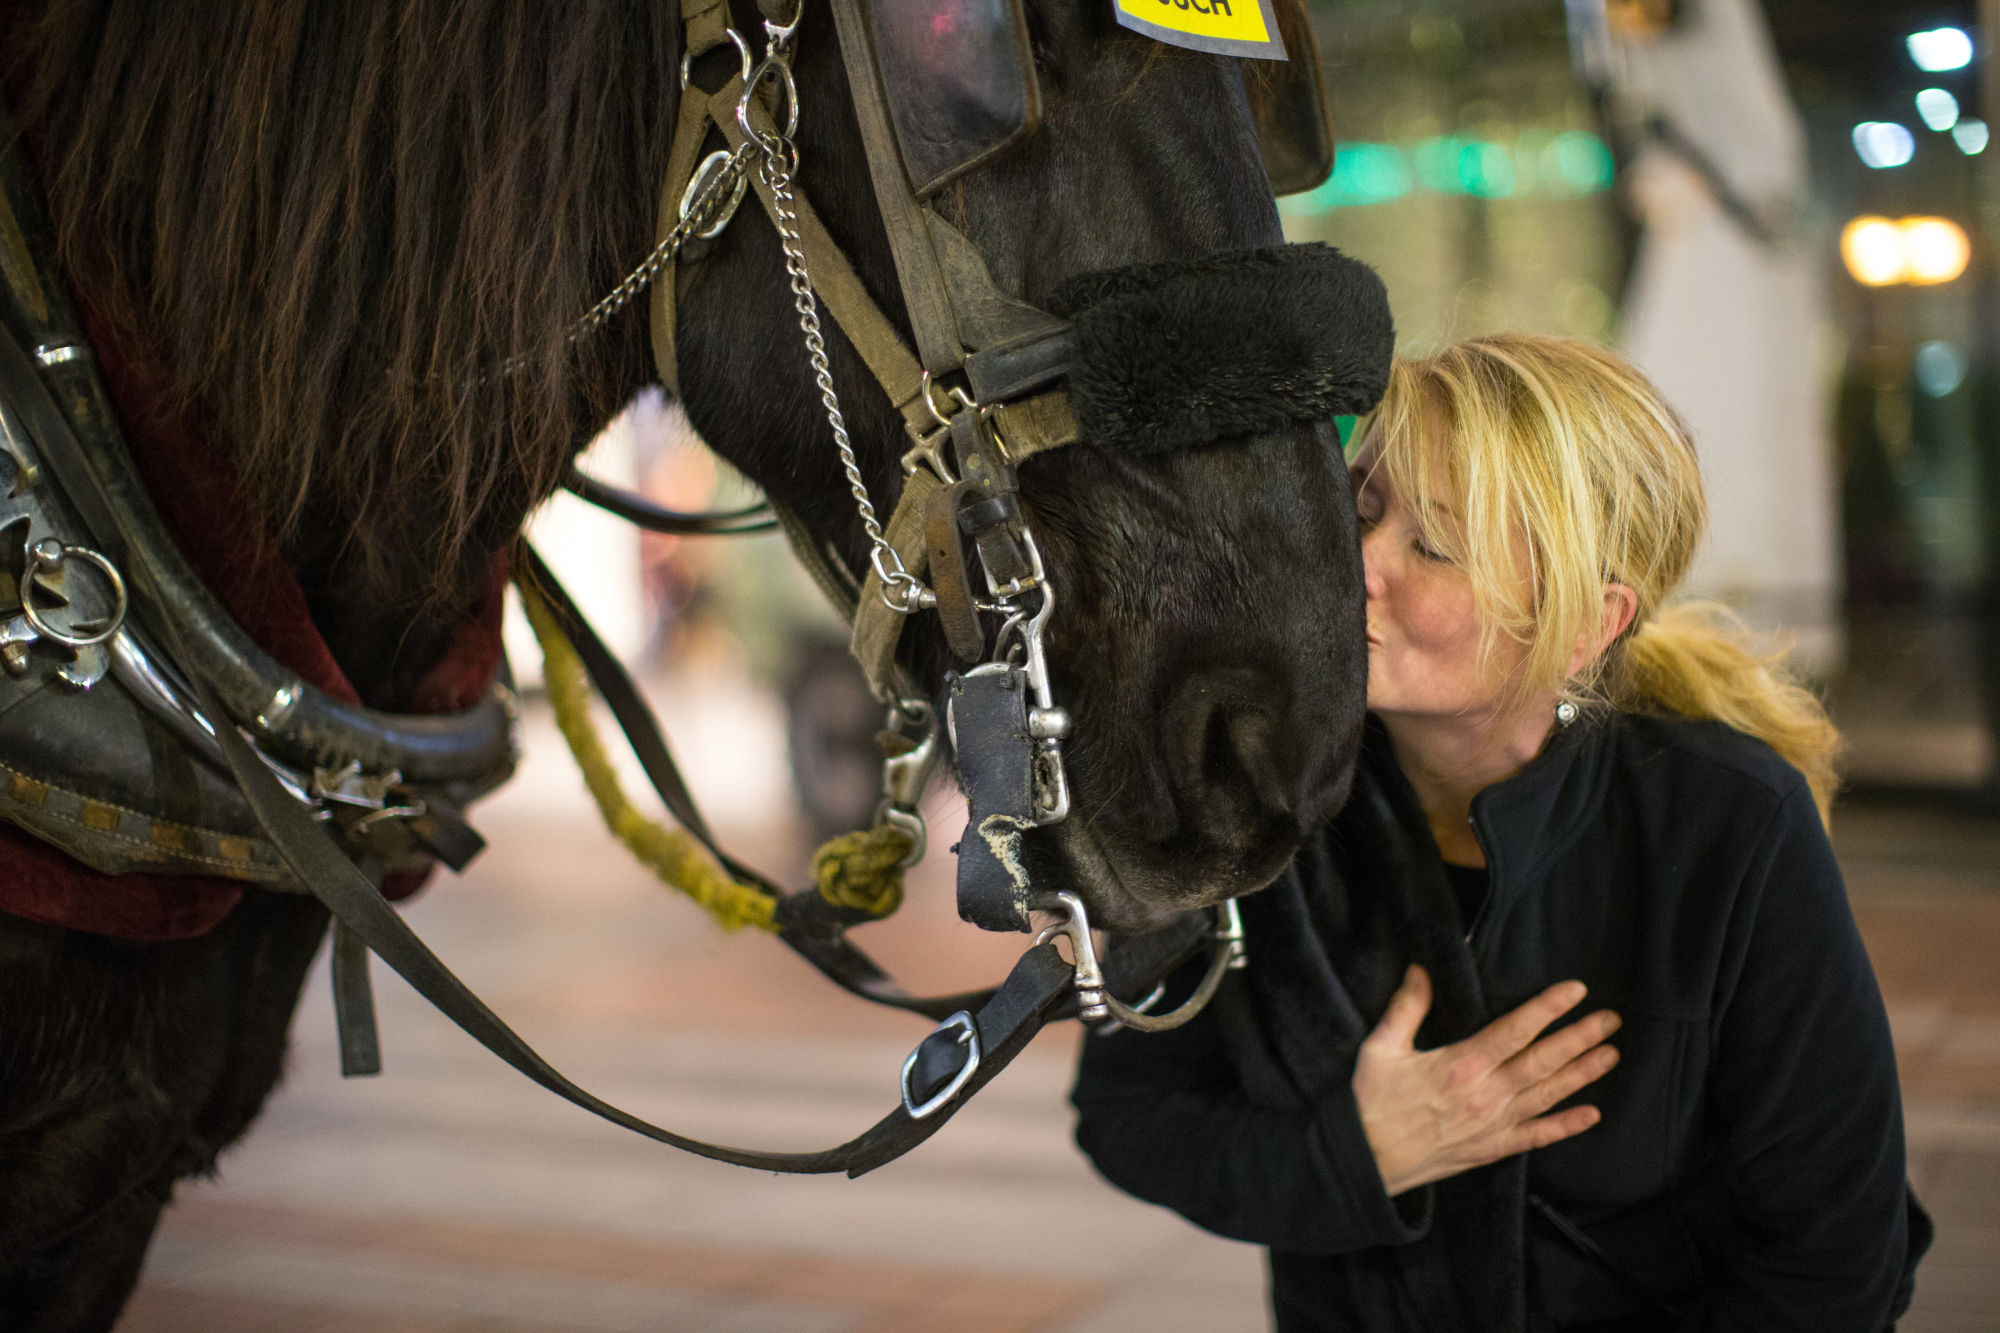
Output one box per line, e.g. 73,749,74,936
1563,981,1587,1004
1601,1012,1622,1034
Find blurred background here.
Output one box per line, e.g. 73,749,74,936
120,2,1999,1329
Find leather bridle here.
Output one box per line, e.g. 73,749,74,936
0,0,1261,1196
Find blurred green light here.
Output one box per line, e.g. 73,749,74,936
1458,140,1516,197
1548,132,1615,193
1280,142,1414,214
1277,132,1613,214
1413,136,1467,192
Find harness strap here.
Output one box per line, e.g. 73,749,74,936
771,499,861,620
201,678,1077,1176
650,86,725,397
849,466,940,696
710,79,933,433
990,390,1081,466
824,0,967,376
682,0,738,73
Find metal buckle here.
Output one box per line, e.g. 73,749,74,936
900,1010,981,1118
900,371,973,483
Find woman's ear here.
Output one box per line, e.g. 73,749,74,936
1567,583,1639,677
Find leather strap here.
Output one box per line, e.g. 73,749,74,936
331,920,383,1077
518,544,769,881
848,466,940,698
564,466,775,535
770,499,861,622
825,0,966,376
201,677,1077,1175
990,389,1080,467
650,86,725,397
709,80,933,433
924,480,983,663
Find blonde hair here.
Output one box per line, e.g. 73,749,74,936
1356,334,1840,824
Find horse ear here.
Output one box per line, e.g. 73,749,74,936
1249,0,1335,196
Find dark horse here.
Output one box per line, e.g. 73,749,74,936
0,0,1369,1326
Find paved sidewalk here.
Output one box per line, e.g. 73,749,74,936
115,687,2000,1331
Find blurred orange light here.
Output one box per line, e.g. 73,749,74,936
1841,216,1908,285
1901,216,1971,284
1841,215,1972,286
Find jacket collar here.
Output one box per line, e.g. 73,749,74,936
1362,709,1617,915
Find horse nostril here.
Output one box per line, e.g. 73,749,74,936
1163,667,1298,846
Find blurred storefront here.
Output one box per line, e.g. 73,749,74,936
1289,0,2000,799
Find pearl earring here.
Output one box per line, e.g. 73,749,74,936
1555,699,1579,727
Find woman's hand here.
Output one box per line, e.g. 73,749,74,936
1353,966,1620,1197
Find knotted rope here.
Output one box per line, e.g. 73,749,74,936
811,822,912,918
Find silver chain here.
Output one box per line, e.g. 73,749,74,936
752,95,929,612
572,149,753,338
484,143,754,381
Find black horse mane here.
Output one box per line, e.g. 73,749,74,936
5,0,679,606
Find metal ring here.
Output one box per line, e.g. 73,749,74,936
736,55,799,146
678,150,749,240
918,372,978,431
900,1011,981,1119
22,542,128,649
680,28,754,91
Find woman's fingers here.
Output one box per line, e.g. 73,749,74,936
1505,1008,1621,1087
1505,1104,1603,1156
1367,965,1434,1051
1469,980,1590,1065
1517,1042,1621,1119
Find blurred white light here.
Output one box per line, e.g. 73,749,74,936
1915,341,1966,398
1853,121,1917,168
1917,87,1960,131
1908,27,1975,72
1954,118,1990,154
1903,217,1972,284
1842,217,1907,286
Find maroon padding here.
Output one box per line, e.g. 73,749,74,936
0,298,500,940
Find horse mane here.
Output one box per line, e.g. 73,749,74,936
6,0,678,604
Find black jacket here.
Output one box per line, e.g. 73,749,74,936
1072,712,1928,1332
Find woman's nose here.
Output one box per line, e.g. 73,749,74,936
1360,527,1388,600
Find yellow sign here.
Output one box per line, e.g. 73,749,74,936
1114,0,1289,61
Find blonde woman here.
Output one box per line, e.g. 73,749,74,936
1072,335,1927,1332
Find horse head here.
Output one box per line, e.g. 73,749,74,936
674,0,1374,933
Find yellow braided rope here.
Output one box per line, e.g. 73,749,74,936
811,822,912,918
517,580,776,933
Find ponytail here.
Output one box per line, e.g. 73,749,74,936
1600,602,1840,827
